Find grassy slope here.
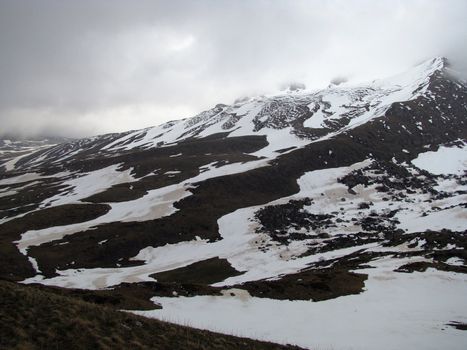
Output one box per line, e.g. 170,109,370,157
0,281,304,350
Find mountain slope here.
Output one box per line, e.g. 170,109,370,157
0,135,69,172
0,57,466,350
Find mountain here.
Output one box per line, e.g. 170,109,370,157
0,57,466,350
0,135,71,171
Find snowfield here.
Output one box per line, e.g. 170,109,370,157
41,164,136,207
412,143,467,175
134,264,467,350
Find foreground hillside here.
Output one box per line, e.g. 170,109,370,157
0,280,302,350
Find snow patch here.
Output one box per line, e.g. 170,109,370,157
412,144,467,175
134,259,467,350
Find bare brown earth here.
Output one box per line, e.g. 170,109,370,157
151,257,244,285
237,269,366,301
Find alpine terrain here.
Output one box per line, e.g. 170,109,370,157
1,57,466,349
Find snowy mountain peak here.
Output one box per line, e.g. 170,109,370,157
420,56,448,70
2,57,465,172
373,56,447,89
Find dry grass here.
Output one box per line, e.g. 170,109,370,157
0,280,304,350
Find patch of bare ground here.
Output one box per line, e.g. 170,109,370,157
151,257,244,285
235,268,367,301
395,261,467,274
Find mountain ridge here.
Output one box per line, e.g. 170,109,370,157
0,57,466,350
1,56,460,173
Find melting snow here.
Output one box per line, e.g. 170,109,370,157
134,259,467,350
412,143,467,175
41,164,136,207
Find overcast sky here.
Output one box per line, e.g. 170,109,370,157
0,0,466,138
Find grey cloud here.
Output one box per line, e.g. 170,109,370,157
0,0,466,138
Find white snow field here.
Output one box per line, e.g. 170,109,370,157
134,264,467,350
412,143,467,175
40,164,136,207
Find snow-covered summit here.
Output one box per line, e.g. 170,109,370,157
2,56,465,172
97,56,460,151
